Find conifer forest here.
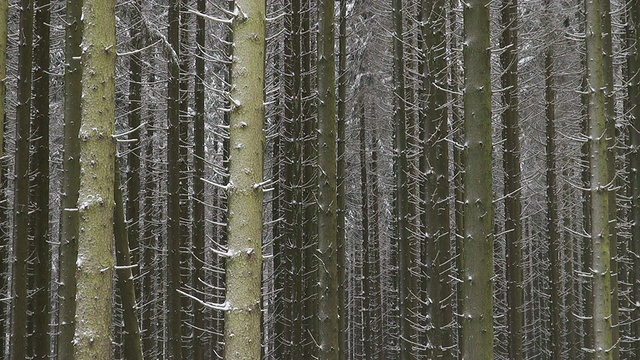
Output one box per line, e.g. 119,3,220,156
1,0,640,358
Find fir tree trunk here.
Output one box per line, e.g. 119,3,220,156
317,0,339,357
192,0,206,357
500,1,524,358
58,0,83,355
585,0,614,358
460,0,494,358
224,0,266,359
0,1,6,356
167,0,183,357
31,0,51,356
114,163,144,360
11,0,33,358
626,0,640,355
73,0,117,356
543,8,562,355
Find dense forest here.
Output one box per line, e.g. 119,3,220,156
0,0,638,359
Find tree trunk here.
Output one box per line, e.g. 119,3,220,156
585,0,614,358
57,0,83,355
11,0,33,357
192,0,206,357
626,0,640,355
500,1,524,358
460,0,494,358
224,0,266,359
317,0,339,358
337,2,348,359
167,0,182,357
0,0,6,356
31,0,50,356
543,5,562,354
73,0,116,356
114,162,144,360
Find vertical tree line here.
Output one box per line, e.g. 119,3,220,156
0,0,636,359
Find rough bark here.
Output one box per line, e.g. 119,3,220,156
460,0,494,358
73,0,117,356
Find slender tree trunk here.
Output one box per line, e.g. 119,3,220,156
600,2,618,356
500,1,524,358
58,0,83,355
585,0,614,358
337,2,348,359
392,0,414,358
114,163,144,360
460,0,494,358
0,1,6,356
543,9,562,355
317,0,339,358
31,0,50,356
359,103,374,360
73,0,116,356
167,0,182,357
224,0,266,359
369,122,384,360
11,0,34,357
127,0,142,295
192,0,206,357
626,0,640,356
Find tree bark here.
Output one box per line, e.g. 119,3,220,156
31,0,51,356
58,0,83,355
224,0,266,359
114,163,144,360
585,0,614,358
11,0,33,358
73,0,117,356
460,0,494,358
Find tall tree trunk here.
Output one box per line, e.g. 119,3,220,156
224,0,266,359
73,0,116,356
500,1,524,358
337,2,348,359
114,163,144,360
317,0,339,358
359,103,374,360
11,0,33,357
626,0,640,356
192,0,206,357
420,0,452,356
0,0,6,356
167,0,182,357
600,2,618,356
543,5,562,354
126,0,142,297
460,0,494,358
31,0,50,356
58,0,83,355
392,0,414,358
585,0,614,358
369,122,384,360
